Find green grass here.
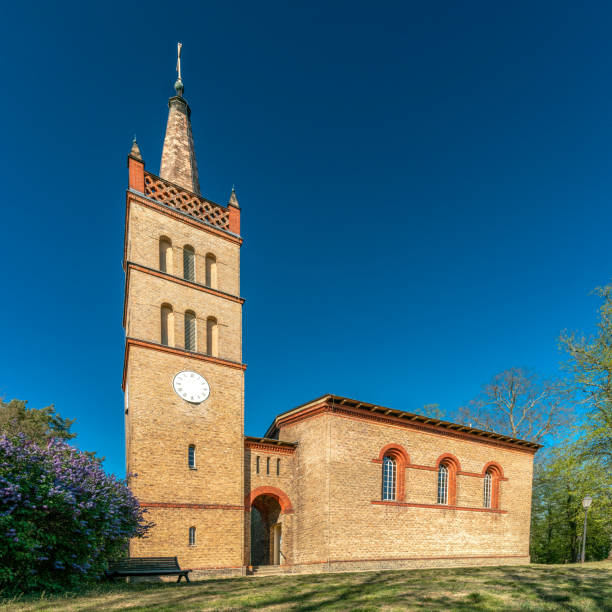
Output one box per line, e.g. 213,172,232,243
2,562,611,611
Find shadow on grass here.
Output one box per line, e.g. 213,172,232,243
4,563,612,612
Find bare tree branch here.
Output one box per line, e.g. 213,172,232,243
457,368,573,443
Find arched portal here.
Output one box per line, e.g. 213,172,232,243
246,487,293,567
250,494,281,566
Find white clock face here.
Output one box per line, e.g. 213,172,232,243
173,371,210,404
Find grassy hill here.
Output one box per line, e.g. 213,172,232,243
2,562,611,611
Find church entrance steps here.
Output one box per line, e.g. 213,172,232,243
248,565,291,576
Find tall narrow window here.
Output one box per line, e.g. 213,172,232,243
188,526,196,546
277,458,281,476
256,456,260,474
188,445,196,469
159,237,173,274
382,455,397,501
183,245,195,281
437,464,449,505
205,253,217,288
161,304,174,346
184,310,196,351
266,457,270,474
483,464,502,509
206,317,219,356
484,471,492,508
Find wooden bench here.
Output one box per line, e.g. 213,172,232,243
106,557,192,582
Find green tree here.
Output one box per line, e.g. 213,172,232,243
530,441,612,563
561,283,612,467
457,368,572,442
0,399,75,444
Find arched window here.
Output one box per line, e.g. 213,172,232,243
188,526,196,546
436,454,459,506
377,444,409,502
184,310,196,351
183,245,195,281
482,463,503,509
205,253,217,288
382,455,397,501
206,316,218,356
437,464,449,505
277,458,281,475
256,456,260,474
484,471,492,508
188,445,196,469
266,457,270,474
161,304,174,346
159,237,173,274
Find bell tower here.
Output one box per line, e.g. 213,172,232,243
122,47,245,573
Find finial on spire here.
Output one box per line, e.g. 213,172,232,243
228,185,240,208
174,42,184,97
129,136,143,161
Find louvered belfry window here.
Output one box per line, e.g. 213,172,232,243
183,245,195,281
184,311,196,351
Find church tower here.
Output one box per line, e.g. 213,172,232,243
122,51,245,572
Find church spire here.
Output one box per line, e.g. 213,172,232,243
159,43,201,195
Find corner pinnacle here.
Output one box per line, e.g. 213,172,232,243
228,185,240,208
129,136,143,161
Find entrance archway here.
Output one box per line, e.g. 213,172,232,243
250,494,282,566
245,487,293,567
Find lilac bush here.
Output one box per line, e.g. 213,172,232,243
0,434,151,593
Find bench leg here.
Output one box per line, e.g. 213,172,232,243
177,574,182,583
185,573,190,583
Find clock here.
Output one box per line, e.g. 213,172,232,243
173,371,210,404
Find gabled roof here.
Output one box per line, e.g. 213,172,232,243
264,394,542,452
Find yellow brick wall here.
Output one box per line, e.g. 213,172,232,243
126,200,240,296
125,268,242,363
125,189,245,570
243,447,296,565
275,410,534,568
278,415,332,565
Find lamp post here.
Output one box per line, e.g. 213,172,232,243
580,496,593,563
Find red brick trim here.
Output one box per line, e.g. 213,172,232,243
375,443,410,464
128,262,244,303
435,453,461,471
275,401,537,454
408,463,437,472
373,444,410,502
371,500,508,514
128,156,145,193
122,338,247,389
228,204,240,235
245,441,296,455
245,486,294,514
482,462,505,510
140,502,244,511
482,461,505,479
434,454,459,506
126,191,242,248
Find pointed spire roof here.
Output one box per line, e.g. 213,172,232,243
129,136,143,161
159,44,201,194
228,185,240,208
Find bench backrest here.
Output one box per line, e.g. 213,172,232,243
108,556,181,571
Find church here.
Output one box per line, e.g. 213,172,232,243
122,57,541,578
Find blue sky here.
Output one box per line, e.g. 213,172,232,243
1,1,610,476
